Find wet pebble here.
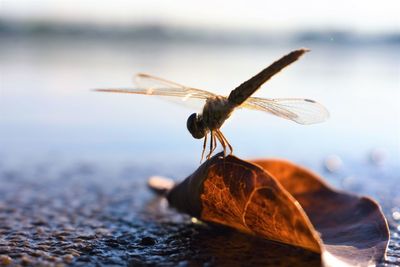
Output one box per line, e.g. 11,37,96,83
392,211,400,221
20,254,32,266
177,260,189,267
105,238,120,248
128,257,144,266
393,232,399,240
139,237,157,246
63,254,74,264
0,255,12,265
70,248,82,256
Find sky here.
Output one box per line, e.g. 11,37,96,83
1,0,399,33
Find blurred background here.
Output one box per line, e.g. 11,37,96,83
0,0,399,168
1,3,400,265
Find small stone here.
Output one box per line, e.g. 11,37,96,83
36,227,46,235
178,260,189,267
65,249,80,257
128,257,144,266
37,245,50,251
63,254,74,264
56,235,66,241
393,211,400,221
20,255,32,266
46,255,57,262
95,228,110,236
0,255,12,265
139,237,156,246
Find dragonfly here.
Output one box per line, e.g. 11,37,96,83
95,48,329,161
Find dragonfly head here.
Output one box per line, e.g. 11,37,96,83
187,113,207,139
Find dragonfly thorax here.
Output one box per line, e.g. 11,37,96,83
187,96,234,139
203,96,234,130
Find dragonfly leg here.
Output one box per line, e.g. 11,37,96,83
207,131,214,160
212,132,218,155
215,130,227,157
205,131,220,160
200,133,208,163
208,131,218,159
218,130,233,155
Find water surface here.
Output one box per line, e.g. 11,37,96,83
1,36,399,166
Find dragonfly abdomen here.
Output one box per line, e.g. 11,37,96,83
228,49,309,106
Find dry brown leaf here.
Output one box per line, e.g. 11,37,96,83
163,153,389,266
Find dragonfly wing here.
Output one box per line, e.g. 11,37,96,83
135,73,189,89
95,74,217,110
242,97,329,124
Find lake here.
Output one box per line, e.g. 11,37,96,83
1,35,399,168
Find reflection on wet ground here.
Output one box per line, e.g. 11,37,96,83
0,158,399,266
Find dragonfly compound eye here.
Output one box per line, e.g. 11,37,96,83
187,113,206,139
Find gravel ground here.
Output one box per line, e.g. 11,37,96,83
0,158,399,266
